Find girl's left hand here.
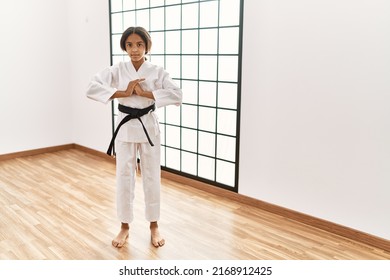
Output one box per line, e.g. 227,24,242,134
133,83,144,96
133,79,155,100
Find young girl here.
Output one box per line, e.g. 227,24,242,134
86,26,182,248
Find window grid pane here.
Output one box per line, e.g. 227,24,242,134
109,0,243,191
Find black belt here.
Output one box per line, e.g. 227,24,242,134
107,103,156,156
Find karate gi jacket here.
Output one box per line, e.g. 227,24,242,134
86,61,182,143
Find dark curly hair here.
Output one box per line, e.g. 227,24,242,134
120,26,152,54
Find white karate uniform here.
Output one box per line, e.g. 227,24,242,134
86,61,182,223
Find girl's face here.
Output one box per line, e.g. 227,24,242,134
125,33,146,64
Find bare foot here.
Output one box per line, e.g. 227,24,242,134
150,222,165,247
112,224,129,248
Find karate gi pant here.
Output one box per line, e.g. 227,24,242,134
115,136,161,223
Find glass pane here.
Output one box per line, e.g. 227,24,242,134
182,128,197,153
136,9,149,30
111,0,123,12
123,11,136,28
123,0,135,10
165,0,181,5
166,30,181,54
160,146,166,166
111,34,123,55
220,0,240,26
112,55,126,64
198,155,215,181
182,3,199,29
110,0,241,190
218,56,238,82
166,125,180,148
182,30,198,54
181,81,198,105
165,105,181,126
182,104,198,129
156,107,165,123
198,131,215,157
216,160,235,186
219,27,239,54
150,54,165,68
217,109,236,136
182,56,198,80
217,135,236,162
166,147,180,170
199,28,218,54
200,1,218,28
199,82,216,107
165,55,181,79
150,7,165,31
136,0,149,9
111,13,123,34
198,107,216,132
199,56,217,81
150,0,165,8
150,32,164,54
218,82,237,109
181,151,197,176
166,5,181,30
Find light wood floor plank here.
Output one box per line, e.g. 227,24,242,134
0,149,389,260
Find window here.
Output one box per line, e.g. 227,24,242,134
109,0,243,192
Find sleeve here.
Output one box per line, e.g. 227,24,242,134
86,66,118,104
152,70,183,108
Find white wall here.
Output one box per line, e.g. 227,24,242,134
0,0,72,154
68,0,112,152
239,0,390,239
0,0,111,155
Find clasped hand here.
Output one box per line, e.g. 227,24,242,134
124,78,145,97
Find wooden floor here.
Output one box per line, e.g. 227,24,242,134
0,149,389,260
